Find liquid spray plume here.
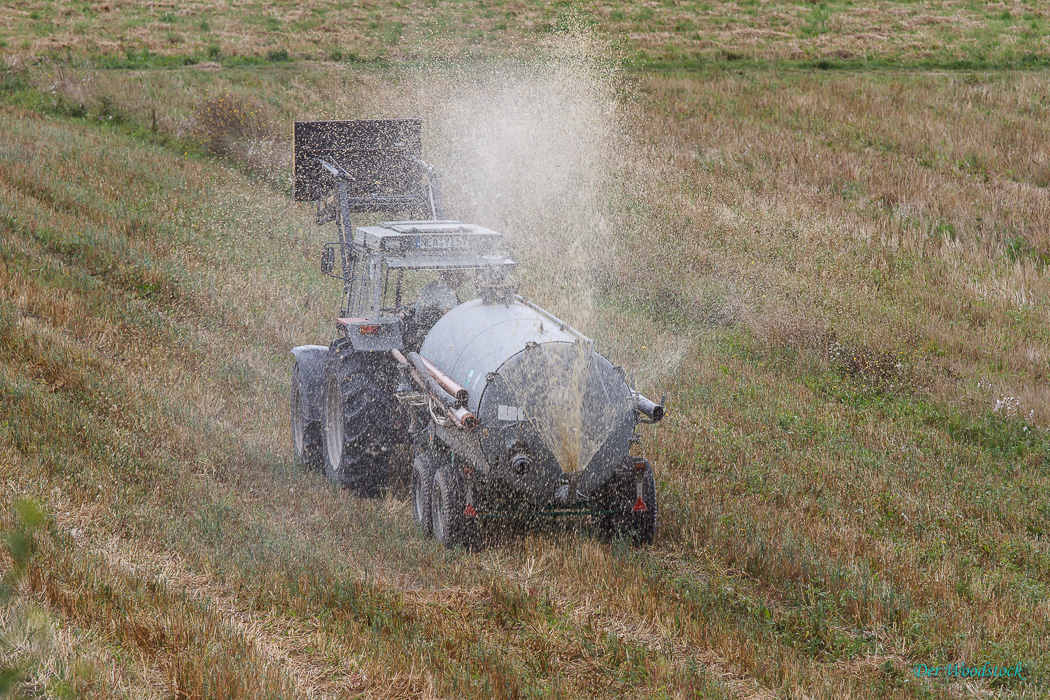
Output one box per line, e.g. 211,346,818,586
408,28,630,476
392,25,628,333
337,27,638,476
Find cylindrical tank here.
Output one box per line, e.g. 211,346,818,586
419,298,636,503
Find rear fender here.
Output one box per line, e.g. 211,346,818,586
337,317,404,352
290,345,328,422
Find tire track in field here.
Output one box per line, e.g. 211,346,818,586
559,590,778,700
52,506,426,700
490,547,779,700
5,593,168,700
243,479,768,698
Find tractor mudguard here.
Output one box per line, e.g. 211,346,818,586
337,317,404,352
290,345,328,422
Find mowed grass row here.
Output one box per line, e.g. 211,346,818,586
0,107,737,698
13,59,1050,412
2,0,1050,69
605,66,1050,692
1,65,1048,699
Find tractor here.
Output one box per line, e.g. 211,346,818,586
289,119,665,548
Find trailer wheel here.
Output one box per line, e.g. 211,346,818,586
411,451,437,534
291,360,324,471
596,468,658,546
431,463,476,549
322,340,405,497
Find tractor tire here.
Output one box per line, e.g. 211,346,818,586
595,468,658,547
322,339,405,497
431,462,478,549
411,451,437,534
290,357,324,471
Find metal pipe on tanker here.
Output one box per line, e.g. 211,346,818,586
513,294,593,349
636,395,665,422
406,352,458,410
452,406,478,430
395,350,478,430
417,354,468,404
391,349,429,398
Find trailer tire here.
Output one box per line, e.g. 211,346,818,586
431,463,477,549
291,360,324,471
596,468,658,547
412,451,437,534
322,339,405,497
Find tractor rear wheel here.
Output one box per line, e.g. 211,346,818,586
411,451,437,534
431,462,478,549
595,468,658,546
322,340,405,497
290,360,324,471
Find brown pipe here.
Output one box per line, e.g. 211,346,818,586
453,406,478,430
392,350,477,431
407,353,458,409
417,353,468,404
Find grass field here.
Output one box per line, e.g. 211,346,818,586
1,2,1049,699
3,0,1050,69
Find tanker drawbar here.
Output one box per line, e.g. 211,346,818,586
287,119,666,549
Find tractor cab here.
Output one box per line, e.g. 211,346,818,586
296,119,515,352
328,219,516,350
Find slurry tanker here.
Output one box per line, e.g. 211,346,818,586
288,119,665,548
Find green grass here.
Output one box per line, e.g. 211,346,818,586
3,1,1050,72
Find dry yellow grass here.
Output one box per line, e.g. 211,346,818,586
1,6,1049,699
626,70,1050,423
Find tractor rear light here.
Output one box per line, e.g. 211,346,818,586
358,324,380,335
631,456,649,472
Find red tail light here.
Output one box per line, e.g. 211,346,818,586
358,324,379,335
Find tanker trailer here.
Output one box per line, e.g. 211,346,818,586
287,119,665,549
